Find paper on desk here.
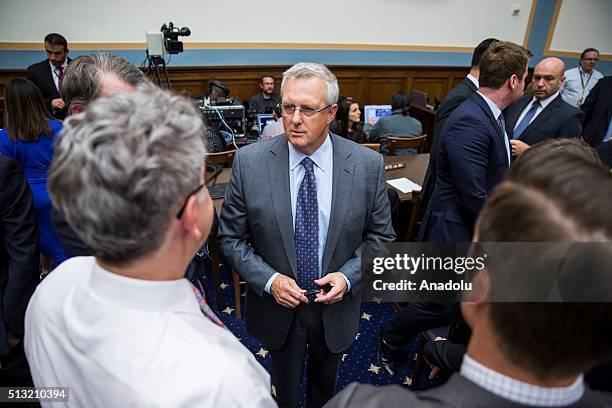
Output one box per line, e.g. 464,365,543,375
387,177,422,193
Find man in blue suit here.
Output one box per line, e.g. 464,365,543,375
420,41,530,242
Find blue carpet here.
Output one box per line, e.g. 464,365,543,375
203,263,440,406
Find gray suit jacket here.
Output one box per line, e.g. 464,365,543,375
325,375,612,407
219,133,395,352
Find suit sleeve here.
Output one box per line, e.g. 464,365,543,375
218,151,280,296
26,66,54,115
445,115,491,227
0,158,40,335
431,95,468,159
337,153,396,288
581,80,601,145
558,109,584,139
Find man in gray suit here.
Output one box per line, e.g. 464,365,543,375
326,152,612,408
220,62,395,407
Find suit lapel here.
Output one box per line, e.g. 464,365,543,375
521,95,560,140
506,96,531,139
268,138,297,278
473,93,510,167
322,134,354,275
464,77,478,93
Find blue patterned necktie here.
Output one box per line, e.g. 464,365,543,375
513,100,541,140
497,115,511,165
295,157,319,292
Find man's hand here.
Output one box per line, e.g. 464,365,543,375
427,336,446,379
510,139,530,156
313,272,347,304
51,98,65,110
270,275,308,309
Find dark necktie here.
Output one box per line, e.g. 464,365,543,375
497,115,511,165
55,66,64,92
295,157,319,292
513,100,541,140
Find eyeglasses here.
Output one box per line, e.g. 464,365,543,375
176,183,206,219
280,103,332,117
582,58,599,62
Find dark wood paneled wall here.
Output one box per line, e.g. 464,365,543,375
0,65,469,128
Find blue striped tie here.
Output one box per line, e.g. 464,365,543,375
295,157,319,292
513,101,540,140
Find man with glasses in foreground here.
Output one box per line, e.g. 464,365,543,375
24,86,275,407
561,47,604,107
220,62,395,407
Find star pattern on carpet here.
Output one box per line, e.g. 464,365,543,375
220,282,229,289
361,312,372,321
371,297,382,304
367,363,381,374
342,354,348,362
222,307,235,315
355,332,361,340
403,376,412,386
256,348,269,358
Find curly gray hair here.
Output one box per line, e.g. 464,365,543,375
49,85,206,264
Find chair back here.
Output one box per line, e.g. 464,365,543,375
387,135,428,155
362,143,381,152
207,150,236,167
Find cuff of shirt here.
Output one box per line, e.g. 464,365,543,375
341,273,351,292
264,272,280,294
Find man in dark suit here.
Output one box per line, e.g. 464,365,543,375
219,62,395,407
420,38,498,211
0,156,39,386
504,57,583,158
50,53,147,257
581,76,612,168
419,41,529,242
26,33,71,120
327,153,612,408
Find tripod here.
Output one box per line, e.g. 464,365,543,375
146,52,171,89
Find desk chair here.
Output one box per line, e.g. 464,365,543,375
362,143,381,152
387,134,428,155
207,149,236,167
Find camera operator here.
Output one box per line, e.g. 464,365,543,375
248,75,281,114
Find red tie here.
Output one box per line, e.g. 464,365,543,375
192,282,225,328
57,66,64,92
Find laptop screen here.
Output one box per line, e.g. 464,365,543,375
364,105,392,125
257,114,275,134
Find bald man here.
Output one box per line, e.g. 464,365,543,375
504,57,584,157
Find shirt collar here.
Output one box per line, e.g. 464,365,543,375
288,133,332,172
530,91,559,110
49,60,65,72
477,91,502,120
88,261,201,314
467,74,479,88
461,354,585,407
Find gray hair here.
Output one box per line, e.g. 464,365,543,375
61,53,147,112
48,86,205,265
281,62,339,106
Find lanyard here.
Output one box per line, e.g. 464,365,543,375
578,68,593,105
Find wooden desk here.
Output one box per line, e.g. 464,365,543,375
384,154,429,202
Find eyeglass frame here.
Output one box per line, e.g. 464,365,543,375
279,103,333,117
176,183,206,219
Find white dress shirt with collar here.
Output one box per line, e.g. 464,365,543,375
264,134,351,293
476,91,511,166
461,354,585,407
25,256,275,408
466,74,479,89
49,60,64,92
513,91,560,130
561,67,603,107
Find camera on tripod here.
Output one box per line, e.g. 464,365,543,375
160,22,191,54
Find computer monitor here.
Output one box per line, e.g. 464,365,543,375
257,114,275,134
364,105,392,125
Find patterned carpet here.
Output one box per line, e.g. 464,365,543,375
204,262,439,406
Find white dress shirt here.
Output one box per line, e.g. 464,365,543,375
466,74,479,89
513,91,560,130
561,67,603,107
461,354,585,407
49,60,63,91
476,91,511,166
25,257,275,408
